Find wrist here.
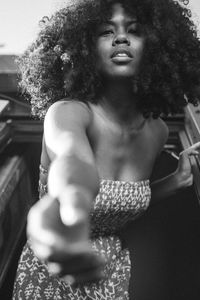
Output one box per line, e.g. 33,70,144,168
171,171,182,190
172,170,191,190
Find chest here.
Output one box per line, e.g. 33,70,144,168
88,114,160,181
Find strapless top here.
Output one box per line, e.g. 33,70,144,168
90,179,151,237
39,165,151,237
13,166,151,300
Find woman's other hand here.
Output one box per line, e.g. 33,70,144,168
174,141,200,188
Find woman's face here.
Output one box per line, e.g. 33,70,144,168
95,3,145,80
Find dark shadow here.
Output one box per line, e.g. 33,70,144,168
123,151,200,300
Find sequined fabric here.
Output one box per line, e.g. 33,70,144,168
91,179,151,237
13,165,151,300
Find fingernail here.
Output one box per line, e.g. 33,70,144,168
60,206,86,226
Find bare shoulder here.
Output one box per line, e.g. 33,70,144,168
149,116,169,153
43,100,93,159
45,99,92,127
152,117,169,137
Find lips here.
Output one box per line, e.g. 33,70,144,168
111,49,133,58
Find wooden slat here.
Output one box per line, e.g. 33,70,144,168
0,156,32,287
0,100,10,115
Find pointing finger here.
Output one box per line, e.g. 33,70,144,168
190,142,200,150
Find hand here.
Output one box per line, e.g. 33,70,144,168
27,192,105,285
175,141,200,188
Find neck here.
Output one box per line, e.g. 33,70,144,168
99,78,141,124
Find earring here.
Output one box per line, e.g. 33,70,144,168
61,52,74,70
53,44,63,56
53,45,74,70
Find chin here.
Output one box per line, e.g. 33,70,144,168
110,65,138,78
98,65,137,81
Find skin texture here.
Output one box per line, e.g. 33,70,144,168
95,4,145,79
26,2,200,286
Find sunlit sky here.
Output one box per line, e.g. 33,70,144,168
0,0,200,54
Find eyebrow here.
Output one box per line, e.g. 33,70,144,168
104,19,138,26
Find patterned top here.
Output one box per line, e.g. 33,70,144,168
39,164,151,237
12,165,151,300
91,179,151,237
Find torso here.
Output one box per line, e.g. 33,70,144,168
41,100,169,183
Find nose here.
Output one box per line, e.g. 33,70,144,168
112,32,130,46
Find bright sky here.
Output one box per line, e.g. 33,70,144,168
0,0,200,54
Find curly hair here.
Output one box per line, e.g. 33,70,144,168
17,0,200,119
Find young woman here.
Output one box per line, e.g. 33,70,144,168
13,0,200,299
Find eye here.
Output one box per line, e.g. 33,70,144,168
99,29,114,36
98,24,114,37
128,24,142,36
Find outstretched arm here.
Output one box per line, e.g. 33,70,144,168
27,101,104,284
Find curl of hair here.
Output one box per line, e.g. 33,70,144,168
17,0,200,119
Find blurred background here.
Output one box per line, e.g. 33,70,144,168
0,0,200,55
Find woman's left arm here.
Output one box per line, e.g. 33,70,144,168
150,142,200,206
